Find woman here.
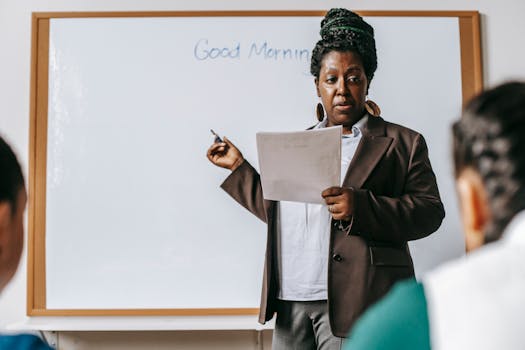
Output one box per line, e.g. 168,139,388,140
207,8,444,349
0,135,53,349
345,82,525,349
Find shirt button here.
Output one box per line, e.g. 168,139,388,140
332,254,343,262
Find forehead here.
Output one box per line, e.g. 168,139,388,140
320,50,364,70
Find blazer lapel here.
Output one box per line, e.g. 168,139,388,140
342,117,392,188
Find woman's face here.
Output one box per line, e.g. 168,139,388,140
316,50,368,131
0,189,26,292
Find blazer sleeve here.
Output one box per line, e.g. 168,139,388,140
220,160,268,223
349,133,445,244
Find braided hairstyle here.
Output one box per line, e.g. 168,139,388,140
0,135,24,212
310,8,377,83
453,82,525,242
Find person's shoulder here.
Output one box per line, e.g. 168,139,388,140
366,116,426,149
0,333,53,350
380,117,422,139
424,238,518,295
344,279,431,350
423,236,525,316
423,237,525,349
367,116,427,155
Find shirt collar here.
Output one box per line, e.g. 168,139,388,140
314,115,368,138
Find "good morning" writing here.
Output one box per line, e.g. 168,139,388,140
194,39,311,62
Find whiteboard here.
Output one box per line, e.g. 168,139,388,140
28,11,482,314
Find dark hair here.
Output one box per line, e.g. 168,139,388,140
0,135,24,211
453,81,525,242
310,8,377,82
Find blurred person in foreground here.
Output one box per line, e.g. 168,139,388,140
0,135,53,349
344,81,525,350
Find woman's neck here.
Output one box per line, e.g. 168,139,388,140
342,126,354,135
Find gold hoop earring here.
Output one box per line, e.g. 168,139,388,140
316,103,325,122
365,100,381,117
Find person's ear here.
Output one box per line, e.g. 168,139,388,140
456,168,490,252
0,202,12,260
315,78,321,97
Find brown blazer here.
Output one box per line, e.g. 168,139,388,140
221,116,445,337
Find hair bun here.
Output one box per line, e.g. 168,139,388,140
320,8,374,40
310,8,378,82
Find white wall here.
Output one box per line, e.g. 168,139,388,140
1,0,525,344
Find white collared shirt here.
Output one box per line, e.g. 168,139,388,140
276,116,367,300
424,210,525,349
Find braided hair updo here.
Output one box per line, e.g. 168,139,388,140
310,8,377,83
453,82,525,242
0,135,24,211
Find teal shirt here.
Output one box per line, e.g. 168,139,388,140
0,334,53,350
343,280,431,350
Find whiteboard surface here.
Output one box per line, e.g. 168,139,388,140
46,16,463,309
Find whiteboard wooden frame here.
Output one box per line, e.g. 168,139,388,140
28,10,482,316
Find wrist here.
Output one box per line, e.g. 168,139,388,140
230,157,245,171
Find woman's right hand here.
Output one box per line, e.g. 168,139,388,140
207,137,244,171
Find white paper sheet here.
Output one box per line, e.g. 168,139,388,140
256,126,341,203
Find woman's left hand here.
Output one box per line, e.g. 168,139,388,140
322,186,354,220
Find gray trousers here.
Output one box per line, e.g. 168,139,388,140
272,300,343,350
